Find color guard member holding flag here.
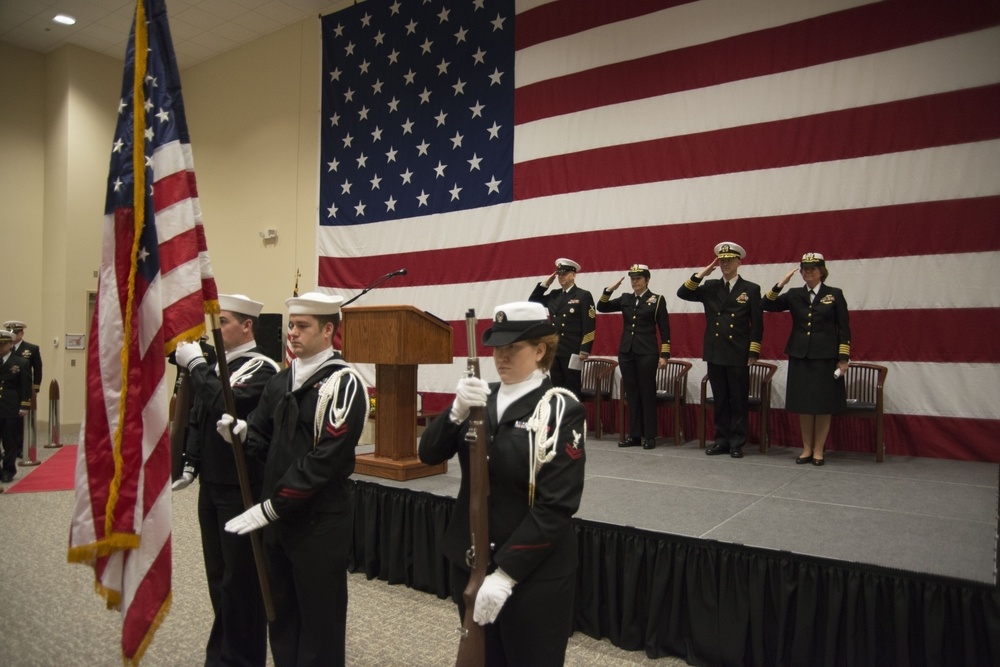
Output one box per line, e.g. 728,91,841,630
172,293,279,666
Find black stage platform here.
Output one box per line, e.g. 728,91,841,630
348,435,1000,666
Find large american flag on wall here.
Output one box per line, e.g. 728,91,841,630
68,1,218,663
319,0,1000,462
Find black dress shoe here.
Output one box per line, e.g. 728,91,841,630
730,449,744,459
812,458,825,466
795,455,813,464
618,436,641,448
642,438,656,450
705,444,730,456
0,473,13,483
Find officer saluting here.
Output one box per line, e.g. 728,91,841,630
598,264,671,450
677,242,763,459
528,258,596,398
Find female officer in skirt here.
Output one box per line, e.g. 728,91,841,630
762,253,851,465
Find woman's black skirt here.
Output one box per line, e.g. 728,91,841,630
785,357,846,414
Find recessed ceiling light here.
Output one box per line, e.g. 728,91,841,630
53,14,77,26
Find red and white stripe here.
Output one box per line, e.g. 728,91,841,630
318,0,1000,461
69,1,217,654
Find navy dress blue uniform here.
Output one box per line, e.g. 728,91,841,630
0,339,31,481
763,282,851,414
242,351,367,667
183,347,278,666
528,282,595,398
677,254,763,454
4,321,41,459
419,378,586,667
597,268,671,446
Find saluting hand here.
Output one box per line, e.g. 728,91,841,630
542,271,557,288
776,267,798,288
697,258,720,279
607,275,625,292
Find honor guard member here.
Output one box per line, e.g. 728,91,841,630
4,320,41,458
218,292,368,667
420,301,586,666
597,264,671,450
677,242,763,458
0,329,31,484
172,294,280,667
528,258,596,398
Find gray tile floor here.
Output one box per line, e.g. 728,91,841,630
355,434,1000,584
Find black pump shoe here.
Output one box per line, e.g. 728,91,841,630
618,436,641,448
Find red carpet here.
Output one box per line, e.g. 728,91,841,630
5,445,77,494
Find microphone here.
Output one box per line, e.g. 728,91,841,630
342,268,408,307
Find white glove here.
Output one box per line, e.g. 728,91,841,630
225,500,279,535
216,413,247,444
174,341,206,369
170,466,196,491
473,569,516,625
450,376,490,423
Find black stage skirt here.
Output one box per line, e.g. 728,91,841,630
785,357,846,414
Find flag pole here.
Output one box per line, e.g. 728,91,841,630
209,313,276,622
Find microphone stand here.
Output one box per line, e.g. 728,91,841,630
342,269,406,307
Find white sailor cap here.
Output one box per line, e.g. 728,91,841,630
714,242,746,259
2,320,26,332
286,291,344,316
218,294,264,318
482,301,556,347
0,330,14,342
555,258,581,273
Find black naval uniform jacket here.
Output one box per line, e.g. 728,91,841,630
597,289,671,358
763,283,851,360
13,340,42,394
244,353,366,519
0,353,31,417
528,283,597,358
419,378,586,586
184,347,278,484
677,274,763,365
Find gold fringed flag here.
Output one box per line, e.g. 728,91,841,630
68,1,219,663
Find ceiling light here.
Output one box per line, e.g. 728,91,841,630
53,14,77,26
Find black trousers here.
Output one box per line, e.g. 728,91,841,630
0,415,19,475
264,510,352,667
449,563,575,667
549,355,582,399
619,352,659,439
707,362,750,450
198,481,268,667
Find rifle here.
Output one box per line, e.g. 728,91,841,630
169,367,192,482
456,308,490,667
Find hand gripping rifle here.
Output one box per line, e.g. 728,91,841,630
456,308,489,667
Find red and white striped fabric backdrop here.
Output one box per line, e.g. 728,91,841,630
317,0,1000,461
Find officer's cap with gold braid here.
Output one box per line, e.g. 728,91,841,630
800,252,826,268
3,320,26,332
482,301,556,347
554,258,580,273
627,263,651,279
714,242,746,259
286,291,344,315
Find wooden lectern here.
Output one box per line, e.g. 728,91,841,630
342,305,453,480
